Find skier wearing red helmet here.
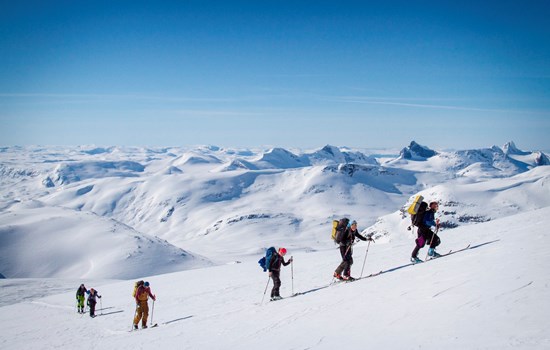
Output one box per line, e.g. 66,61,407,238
268,247,293,301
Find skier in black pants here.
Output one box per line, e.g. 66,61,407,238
334,220,370,281
86,288,102,318
268,247,293,301
411,201,441,263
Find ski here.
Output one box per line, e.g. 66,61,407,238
363,270,383,278
424,244,471,261
130,323,158,332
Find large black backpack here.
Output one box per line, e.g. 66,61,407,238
411,202,428,227
333,218,349,243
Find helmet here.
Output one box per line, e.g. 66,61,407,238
144,281,150,287
278,247,287,255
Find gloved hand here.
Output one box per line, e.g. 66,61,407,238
268,271,272,277
289,258,293,263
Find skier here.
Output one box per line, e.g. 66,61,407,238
133,281,156,329
76,284,88,314
411,201,441,263
268,247,293,301
333,220,370,281
86,288,101,318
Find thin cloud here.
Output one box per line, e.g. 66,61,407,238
329,96,545,114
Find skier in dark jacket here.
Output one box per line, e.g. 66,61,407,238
411,201,441,263
76,284,88,314
334,220,370,281
86,288,101,318
268,247,293,301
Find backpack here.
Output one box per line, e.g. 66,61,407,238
258,247,277,272
333,218,349,244
411,201,428,227
407,195,424,215
132,280,144,298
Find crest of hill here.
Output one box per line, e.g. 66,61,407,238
48,161,145,186
0,203,212,279
216,145,378,171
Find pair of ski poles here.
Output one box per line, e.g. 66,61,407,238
261,256,294,304
130,299,156,330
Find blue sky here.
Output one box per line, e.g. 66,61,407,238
1,0,549,150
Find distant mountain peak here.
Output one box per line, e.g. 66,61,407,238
400,141,437,160
502,141,529,155
535,151,550,166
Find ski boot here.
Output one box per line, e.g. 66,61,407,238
411,256,423,264
428,248,441,258
270,296,283,301
333,272,344,281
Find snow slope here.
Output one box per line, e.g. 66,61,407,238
0,207,548,349
0,203,212,279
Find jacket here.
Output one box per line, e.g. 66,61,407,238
339,227,367,246
268,253,290,273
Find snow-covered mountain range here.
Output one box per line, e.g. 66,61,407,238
1,141,549,349
1,141,549,279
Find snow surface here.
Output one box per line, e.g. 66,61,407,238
1,142,549,349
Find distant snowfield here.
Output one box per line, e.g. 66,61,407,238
0,142,549,348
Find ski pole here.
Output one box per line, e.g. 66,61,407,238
291,256,294,296
100,297,103,315
261,275,270,305
360,239,373,278
150,300,155,326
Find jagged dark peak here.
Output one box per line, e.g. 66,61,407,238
400,141,437,160
502,141,529,156
535,151,550,166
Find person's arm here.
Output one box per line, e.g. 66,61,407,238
354,230,368,241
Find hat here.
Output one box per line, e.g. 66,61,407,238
278,247,287,255
348,220,357,228
144,281,150,287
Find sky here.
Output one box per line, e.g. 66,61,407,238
1,0,549,151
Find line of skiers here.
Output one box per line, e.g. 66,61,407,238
74,199,442,313
264,199,443,300
75,280,155,328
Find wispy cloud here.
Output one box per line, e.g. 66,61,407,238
328,95,542,114
0,93,246,103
